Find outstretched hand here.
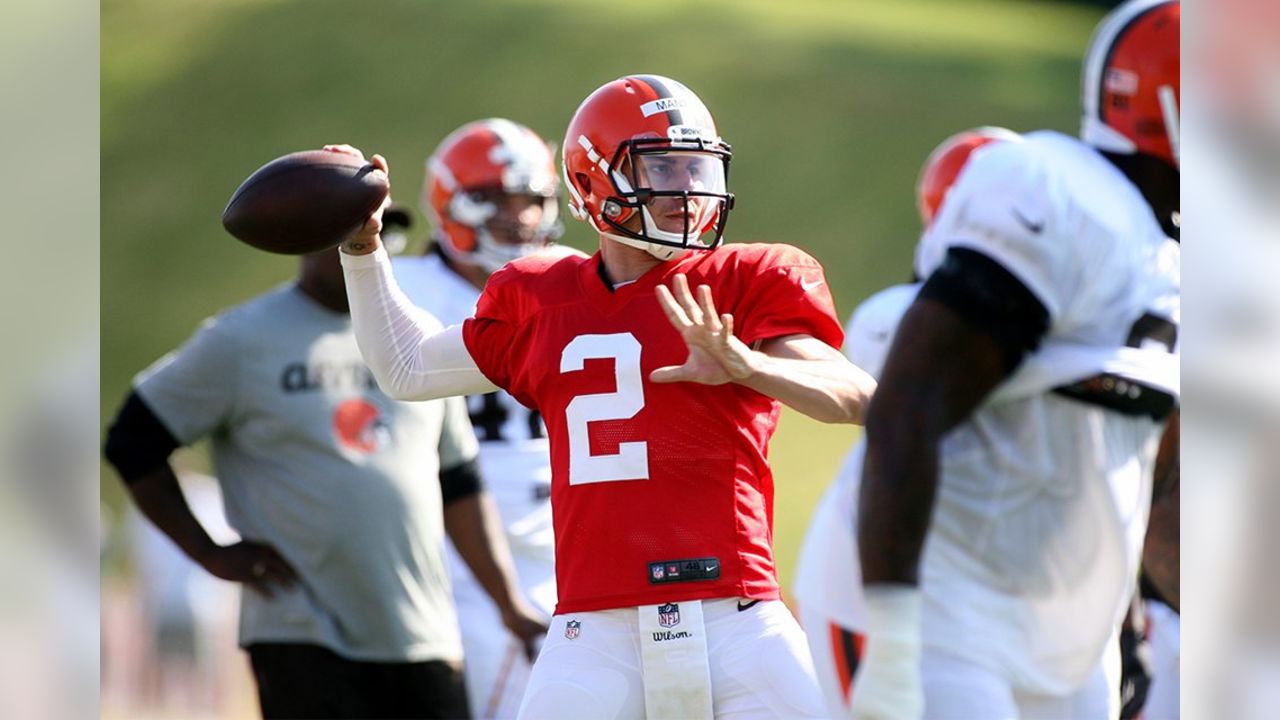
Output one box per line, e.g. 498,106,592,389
322,144,390,255
651,274,760,385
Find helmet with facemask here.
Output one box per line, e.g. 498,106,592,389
562,75,735,261
423,118,562,273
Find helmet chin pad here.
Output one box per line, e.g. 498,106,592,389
601,232,686,261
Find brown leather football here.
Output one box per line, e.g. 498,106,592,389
222,150,390,255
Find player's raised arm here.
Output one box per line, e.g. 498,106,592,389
652,272,876,424
331,147,498,401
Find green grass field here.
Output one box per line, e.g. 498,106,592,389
102,0,1106,593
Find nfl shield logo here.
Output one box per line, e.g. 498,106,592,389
565,620,581,640
658,603,680,628
652,565,665,581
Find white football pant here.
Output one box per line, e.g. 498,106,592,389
517,598,824,720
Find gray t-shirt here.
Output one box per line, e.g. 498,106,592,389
134,285,477,662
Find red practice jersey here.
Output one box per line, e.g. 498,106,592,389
463,243,843,613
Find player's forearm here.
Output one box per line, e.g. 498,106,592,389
858,392,943,586
1143,412,1179,609
1143,482,1179,610
443,492,523,614
127,464,221,567
340,246,497,400
739,355,875,424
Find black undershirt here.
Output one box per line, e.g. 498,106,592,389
918,247,1051,372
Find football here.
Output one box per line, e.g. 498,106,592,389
221,150,390,255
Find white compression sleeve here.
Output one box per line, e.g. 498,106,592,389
340,246,498,400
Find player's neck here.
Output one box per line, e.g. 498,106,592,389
449,258,490,290
598,236,665,287
295,279,350,314
1103,150,1181,241
296,255,350,314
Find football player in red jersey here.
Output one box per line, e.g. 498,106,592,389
333,74,875,719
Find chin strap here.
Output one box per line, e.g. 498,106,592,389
601,231,685,261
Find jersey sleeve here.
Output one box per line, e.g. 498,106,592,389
132,315,240,445
462,265,522,392
732,247,845,350
923,141,1077,324
437,394,480,470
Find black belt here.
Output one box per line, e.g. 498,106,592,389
1052,373,1175,420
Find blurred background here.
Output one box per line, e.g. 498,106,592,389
97,0,1129,717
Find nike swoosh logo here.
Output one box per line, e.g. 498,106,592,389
737,599,761,612
1012,207,1045,234
800,277,825,292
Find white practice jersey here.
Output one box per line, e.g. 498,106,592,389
393,253,557,616
796,131,1179,696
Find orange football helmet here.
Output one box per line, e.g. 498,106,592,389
916,126,1021,227
562,74,734,260
423,119,561,272
1081,0,1180,166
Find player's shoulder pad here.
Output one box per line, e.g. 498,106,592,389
952,133,1058,200
479,247,592,318
915,135,1063,280
490,246,590,284
715,242,823,272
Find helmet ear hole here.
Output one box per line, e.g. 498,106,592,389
575,172,592,195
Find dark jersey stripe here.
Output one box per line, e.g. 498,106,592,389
634,74,685,127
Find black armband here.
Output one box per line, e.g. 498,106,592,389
918,247,1050,371
439,459,483,506
103,391,181,484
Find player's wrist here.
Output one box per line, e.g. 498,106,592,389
863,584,923,646
340,233,382,256
853,584,925,720
189,538,224,570
728,342,766,381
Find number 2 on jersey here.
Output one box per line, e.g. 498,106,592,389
560,333,648,485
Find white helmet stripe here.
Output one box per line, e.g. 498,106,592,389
428,156,458,192
1158,84,1180,165
484,118,555,193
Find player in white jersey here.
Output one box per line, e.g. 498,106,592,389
850,2,1181,718
794,126,1017,719
394,118,572,719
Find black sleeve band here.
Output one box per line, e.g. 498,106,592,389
439,458,483,506
103,391,181,484
918,247,1050,371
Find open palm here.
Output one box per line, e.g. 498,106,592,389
651,274,759,385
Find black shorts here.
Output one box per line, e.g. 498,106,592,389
247,642,471,719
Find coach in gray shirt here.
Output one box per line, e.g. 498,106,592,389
105,245,546,719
